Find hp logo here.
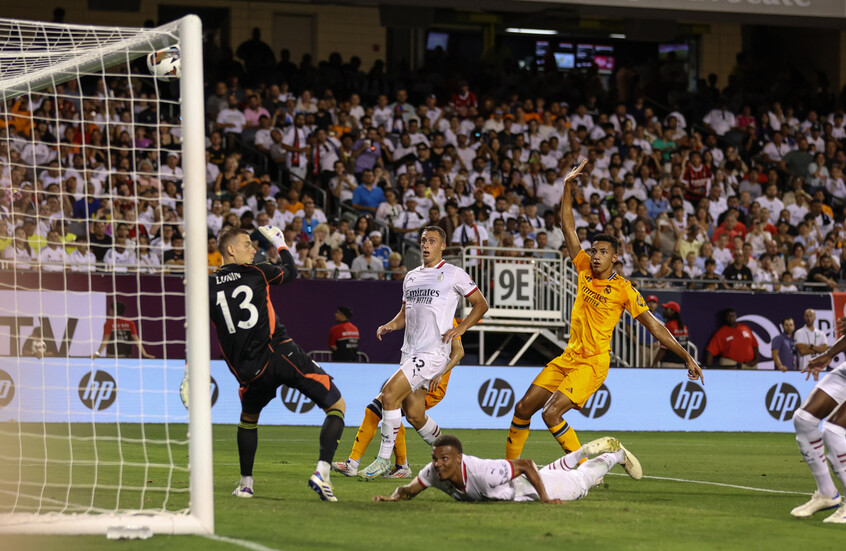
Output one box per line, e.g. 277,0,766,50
478,378,514,417
0,369,14,408
78,370,117,411
578,385,611,419
765,383,801,421
280,385,316,414
670,381,706,420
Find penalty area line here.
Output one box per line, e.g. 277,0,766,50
203,533,285,551
606,472,809,495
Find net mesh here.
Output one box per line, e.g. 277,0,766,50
0,18,194,520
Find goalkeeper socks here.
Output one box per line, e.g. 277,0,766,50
378,409,402,459
822,422,846,490
794,409,839,497
506,415,531,460
394,425,408,466
318,409,345,464
349,401,382,462
416,416,441,445
237,421,258,477
549,419,581,454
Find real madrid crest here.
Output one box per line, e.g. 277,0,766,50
438,272,444,281
604,286,611,294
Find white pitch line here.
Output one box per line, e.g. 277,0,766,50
605,472,810,495
203,533,284,551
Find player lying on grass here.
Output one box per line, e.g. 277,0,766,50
210,226,345,502
506,159,703,461
358,226,488,480
373,433,641,503
333,325,463,478
791,315,846,523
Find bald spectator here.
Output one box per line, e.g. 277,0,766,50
794,308,828,372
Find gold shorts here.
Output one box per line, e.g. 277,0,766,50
531,349,610,407
424,369,451,409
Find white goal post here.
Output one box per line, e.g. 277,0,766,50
0,15,212,535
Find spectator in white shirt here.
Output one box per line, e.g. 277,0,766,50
103,237,135,273
136,234,161,274
160,151,183,183
702,102,737,136
326,246,351,279
215,95,246,139
794,308,829,371
756,183,785,225
39,230,69,272
68,236,96,272
351,239,385,280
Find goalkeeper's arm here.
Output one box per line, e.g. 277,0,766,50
258,225,298,284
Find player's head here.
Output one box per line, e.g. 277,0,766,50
588,233,619,276
420,226,447,266
431,434,463,481
218,227,255,265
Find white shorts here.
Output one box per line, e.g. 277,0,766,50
399,352,448,392
816,362,846,405
512,463,595,502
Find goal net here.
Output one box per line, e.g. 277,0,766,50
0,16,212,535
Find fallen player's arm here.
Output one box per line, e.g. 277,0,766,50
373,477,426,501
636,309,704,385
510,459,562,504
377,303,406,341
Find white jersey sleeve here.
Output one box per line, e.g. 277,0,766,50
452,265,478,298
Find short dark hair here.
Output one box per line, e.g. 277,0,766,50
420,225,447,243
218,227,249,255
432,434,463,454
590,233,618,253
337,306,353,320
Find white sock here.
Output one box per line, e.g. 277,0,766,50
416,416,441,445
822,422,846,493
794,409,838,497
346,458,360,469
316,460,330,479
577,451,623,484
546,448,587,471
378,409,402,459
241,475,253,488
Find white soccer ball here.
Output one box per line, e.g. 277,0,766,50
147,46,181,81
32,340,47,358
179,374,190,409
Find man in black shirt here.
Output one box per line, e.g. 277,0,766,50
210,226,345,502
806,254,839,291
722,249,754,289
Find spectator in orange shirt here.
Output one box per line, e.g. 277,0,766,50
208,235,223,272
704,307,759,369
711,209,747,244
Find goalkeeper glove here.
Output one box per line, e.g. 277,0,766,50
258,225,288,251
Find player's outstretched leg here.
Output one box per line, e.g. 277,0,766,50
545,436,622,472
792,406,841,518
822,405,846,523
506,385,550,459
333,399,383,477
309,407,345,502
233,416,258,498
361,371,414,480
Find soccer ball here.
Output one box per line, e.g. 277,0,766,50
179,374,190,409
147,46,181,81
32,340,47,358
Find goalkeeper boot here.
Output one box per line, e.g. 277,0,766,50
232,476,254,498
331,459,358,477
382,464,412,479
581,436,621,458
619,444,643,480
823,502,846,523
308,472,338,502
791,491,841,518
360,457,391,480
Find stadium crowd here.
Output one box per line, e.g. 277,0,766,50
1,31,846,291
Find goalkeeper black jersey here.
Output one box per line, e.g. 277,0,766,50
209,250,297,384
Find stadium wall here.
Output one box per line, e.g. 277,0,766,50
2,1,386,73
0,359,821,432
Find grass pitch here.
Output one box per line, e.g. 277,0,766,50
3,425,843,551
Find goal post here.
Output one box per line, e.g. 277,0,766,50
0,14,212,536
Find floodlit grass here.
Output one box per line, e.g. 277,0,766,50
2,425,843,551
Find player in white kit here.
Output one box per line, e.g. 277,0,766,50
373,434,642,503
360,226,489,480
791,316,846,523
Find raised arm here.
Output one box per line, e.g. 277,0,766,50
560,158,589,260
804,317,846,381
636,309,704,384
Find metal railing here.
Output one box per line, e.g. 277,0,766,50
307,350,370,363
